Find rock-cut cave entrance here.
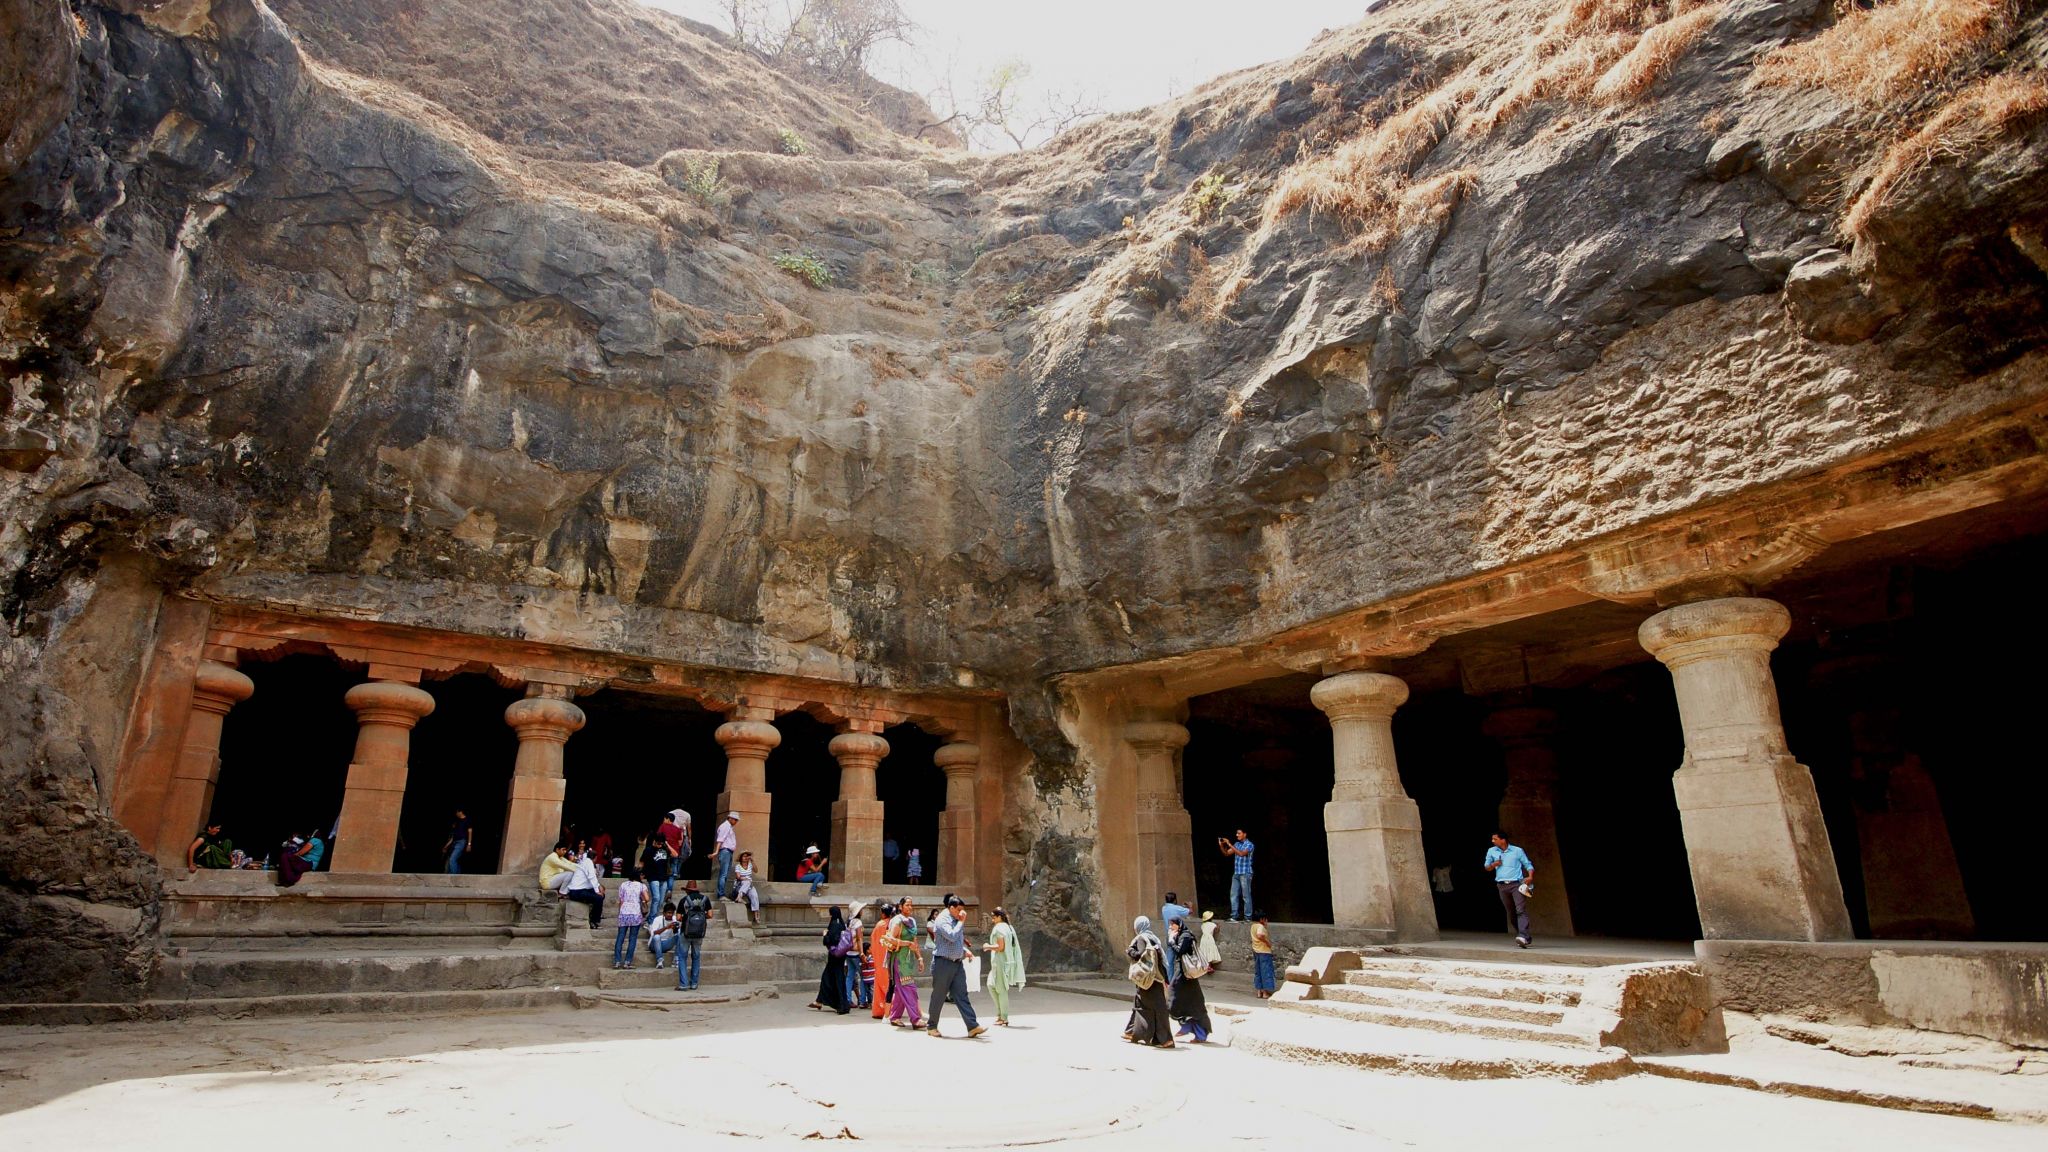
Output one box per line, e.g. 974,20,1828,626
210,652,359,869
878,721,945,887
767,711,836,884
563,689,723,883
395,673,520,874
1184,677,1335,924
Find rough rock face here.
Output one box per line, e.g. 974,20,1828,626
4,0,2047,993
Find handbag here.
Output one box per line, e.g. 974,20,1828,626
1127,944,1160,989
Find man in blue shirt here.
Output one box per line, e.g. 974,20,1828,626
1160,892,1191,982
926,894,986,1037
1484,831,1536,948
1217,829,1255,921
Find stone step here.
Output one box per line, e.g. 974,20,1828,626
157,949,604,1000
1235,1007,1634,1083
596,961,764,989
1319,983,1571,1026
1346,956,1588,986
1278,996,1598,1048
1342,968,1583,1006
0,986,595,1026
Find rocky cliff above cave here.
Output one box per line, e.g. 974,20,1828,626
4,0,2047,996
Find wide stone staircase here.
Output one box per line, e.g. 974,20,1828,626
1281,954,1599,1047
1233,943,1717,1082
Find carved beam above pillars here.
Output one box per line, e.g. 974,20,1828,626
1574,527,1830,608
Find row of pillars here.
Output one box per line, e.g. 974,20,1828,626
1127,597,1858,942
159,668,982,887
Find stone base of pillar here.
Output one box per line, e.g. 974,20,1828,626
1134,803,1196,916
717,788,772,863
331,759,406,873
154,774,220,871
502,774,567,877
937,806,975,889
1675,755,1853,941
1499,799,1575,938
1326,796,1438,940
831,797,885,886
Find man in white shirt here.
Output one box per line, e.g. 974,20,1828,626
646,901,680,969
564,849,604,928
709,812,740,900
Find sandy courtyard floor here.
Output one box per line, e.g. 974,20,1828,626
0,988,2035,1149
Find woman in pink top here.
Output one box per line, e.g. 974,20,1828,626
612,867,650,969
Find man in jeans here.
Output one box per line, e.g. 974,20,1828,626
1484,830,1536,948
443,808,472,874
708,811,740,900
926,894,986,1038
675,880,712,990
1217,829,1255,921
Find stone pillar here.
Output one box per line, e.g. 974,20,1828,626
331,677,436,873
500,687,585,876
1639,597,1852,940
1481,705,1575,938
152,659,255,868
935,741,980,888
829,723,889,886
1123,719,1197,918
715,707,779,864
1849,708,1975,938
1311,671,1437,939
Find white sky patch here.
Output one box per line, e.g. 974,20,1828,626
640,1,1370,145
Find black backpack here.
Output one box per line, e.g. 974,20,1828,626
683,894,709,938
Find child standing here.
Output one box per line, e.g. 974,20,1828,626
855,911,877,1008
1250,911,1276,998
612,867,649,970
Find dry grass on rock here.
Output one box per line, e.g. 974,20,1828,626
1844,71,2048,239
1753,0,2022,106
1260,0,1723,247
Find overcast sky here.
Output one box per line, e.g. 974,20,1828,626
642,2,1372,143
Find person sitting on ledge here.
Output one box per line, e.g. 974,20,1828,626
538,841,577,894
276,828,323,888
187,823,233,871
797,846,829,896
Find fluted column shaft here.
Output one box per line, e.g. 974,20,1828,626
935,741,981,888
501,689,585,875
1311,671,1437,939
715,709,779,864
153,660,255,868
1122,720,1195,919
1640,597,1851,940
331,679,436,873
830,727,889,885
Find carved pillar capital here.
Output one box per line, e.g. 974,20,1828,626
505,696,586,746
1310,671,1409,723
1639,596,1791,668
344,679,436,730
190,660,255,716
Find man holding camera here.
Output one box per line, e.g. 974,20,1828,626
1484,830,1536,948
1216,829,1255,922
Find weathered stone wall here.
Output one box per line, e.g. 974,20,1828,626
5,0,2048,997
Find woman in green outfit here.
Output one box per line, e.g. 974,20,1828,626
981,906,1026,1025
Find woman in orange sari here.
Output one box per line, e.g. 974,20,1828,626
868,896,896,1018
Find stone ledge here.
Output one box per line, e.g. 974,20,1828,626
1695,939,2048,1050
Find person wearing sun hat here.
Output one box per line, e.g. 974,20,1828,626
708,811,740,900
798,844,829,896
1197,909,1224,973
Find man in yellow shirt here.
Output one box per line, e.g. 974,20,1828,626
537,841,577,894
